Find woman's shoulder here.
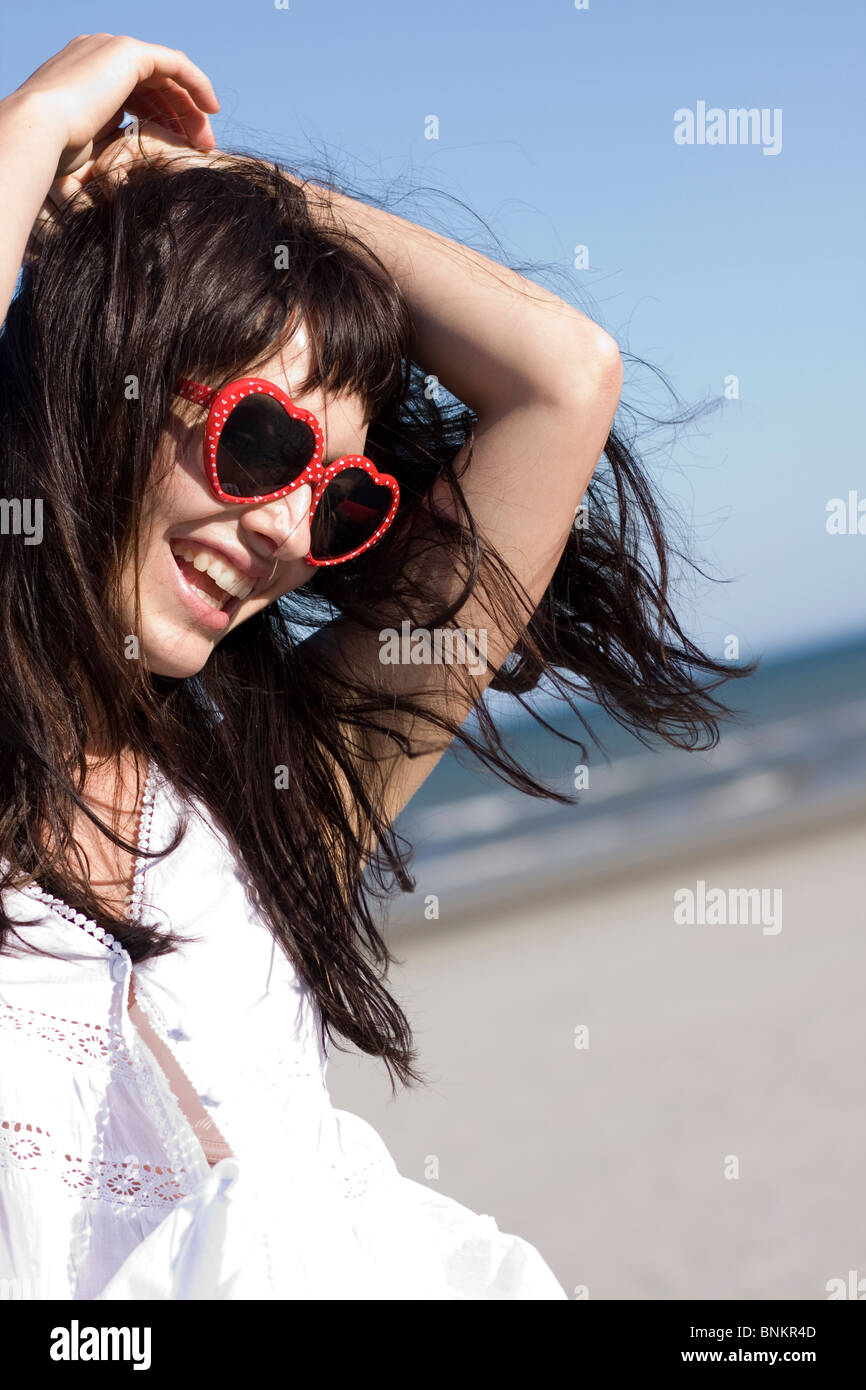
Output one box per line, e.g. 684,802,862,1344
0,879,121,1005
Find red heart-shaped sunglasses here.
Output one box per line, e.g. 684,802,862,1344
172,377,399,567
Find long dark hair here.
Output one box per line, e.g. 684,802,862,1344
0,149,748,1089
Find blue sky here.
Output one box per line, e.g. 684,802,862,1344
2,0,863,662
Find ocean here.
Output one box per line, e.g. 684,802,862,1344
385,631,866,926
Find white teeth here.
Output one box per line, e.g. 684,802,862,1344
189,584,224,611
171,543,256,602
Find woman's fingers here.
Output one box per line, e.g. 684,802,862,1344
138,88,186,140
131,41,220,118
133,78,214,149
160,77,219,150
124,88,183,138
20,35,222,265
15,35,220,165
123,83,213,151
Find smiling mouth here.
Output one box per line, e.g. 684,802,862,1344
170,541,256,612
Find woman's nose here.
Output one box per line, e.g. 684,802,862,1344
237,484,312,563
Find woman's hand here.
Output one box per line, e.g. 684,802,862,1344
9,33,219,182
3,36,220,265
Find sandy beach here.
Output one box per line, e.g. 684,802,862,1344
328,802,866,1300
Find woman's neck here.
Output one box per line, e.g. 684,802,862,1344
38,746,151,919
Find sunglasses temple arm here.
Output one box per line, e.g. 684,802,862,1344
173,378,218,409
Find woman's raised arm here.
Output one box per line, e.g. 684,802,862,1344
0,33,219,327
303,184,623,826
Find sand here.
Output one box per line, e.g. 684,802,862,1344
327,804,866,1299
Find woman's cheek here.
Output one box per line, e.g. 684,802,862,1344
228,565,311,628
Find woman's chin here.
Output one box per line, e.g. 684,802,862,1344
142,650,212,680
136,621,218,679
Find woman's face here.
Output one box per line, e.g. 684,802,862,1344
124,331,370,678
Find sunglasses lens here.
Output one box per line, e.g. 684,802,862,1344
216,395,316,498
310,469,394,561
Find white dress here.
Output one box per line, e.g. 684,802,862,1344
0,763,566,1300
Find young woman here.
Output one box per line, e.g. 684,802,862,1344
0,35,741,1300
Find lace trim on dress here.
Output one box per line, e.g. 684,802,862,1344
127,975,235,1165
328,1152,396,1200
0,1002,138,1079
12,764,204,1289
121,778,237,1166
0,1119,192,1207
16,766,206,1170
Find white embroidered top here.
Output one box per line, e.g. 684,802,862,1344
0,763,566,1300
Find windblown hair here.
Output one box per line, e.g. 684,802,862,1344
0,150,748,1089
